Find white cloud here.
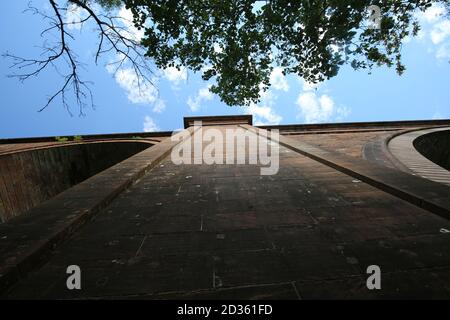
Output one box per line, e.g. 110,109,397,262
114,68,158,104
246,84,283,125
420,5,446,24
248,104,282,125
65,4,88,30
269,67,289,91
187,85,214,112
107,58,168,113
416,4,450,60
296,91,349,124
118,6,144,40
430,20,450,45
187,98,196,111
143,116,160,132
297,92,332,123
301,78,321,91
153,99,166,113
199,86,213,99
163,66,187,86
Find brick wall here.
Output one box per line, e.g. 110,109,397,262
0,141,152,222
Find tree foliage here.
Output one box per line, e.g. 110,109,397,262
125,0,448,106
4,0,449,111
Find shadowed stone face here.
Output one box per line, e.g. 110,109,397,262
0,141,153,222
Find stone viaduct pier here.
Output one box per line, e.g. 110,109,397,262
1,115,450,299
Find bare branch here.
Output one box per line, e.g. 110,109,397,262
3,0,156,115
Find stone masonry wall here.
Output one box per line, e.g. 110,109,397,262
0,141,151,222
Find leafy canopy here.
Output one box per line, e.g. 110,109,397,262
120,0,447,106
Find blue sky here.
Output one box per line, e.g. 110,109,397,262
0,1,449,138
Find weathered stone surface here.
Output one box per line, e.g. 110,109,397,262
2,119,450,299
0,129,196,293
0,141,154,221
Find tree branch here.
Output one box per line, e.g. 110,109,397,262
3,0,156,115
